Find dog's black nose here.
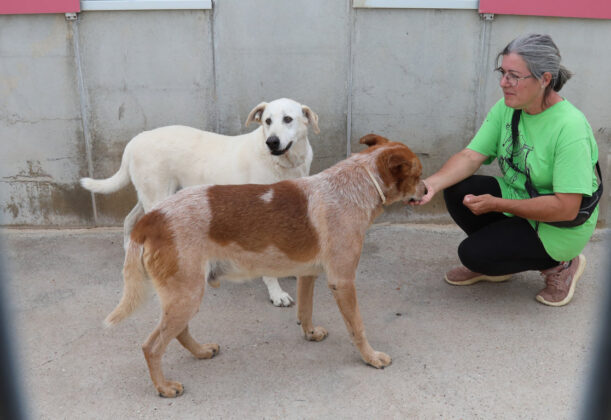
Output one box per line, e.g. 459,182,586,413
266,136,280,151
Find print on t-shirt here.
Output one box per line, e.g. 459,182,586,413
498,121,533,187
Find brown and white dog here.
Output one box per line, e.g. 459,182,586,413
104,134,426,397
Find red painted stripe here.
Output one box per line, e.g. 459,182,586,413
479,0,611,20
1,0,80,15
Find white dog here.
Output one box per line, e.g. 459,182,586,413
81,98,319,306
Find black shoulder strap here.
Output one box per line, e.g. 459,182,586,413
595,161,602,181
595,161,603,190
511,109,521,144
510,108,603,197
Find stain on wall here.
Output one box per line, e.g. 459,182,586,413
2,179,93,226
93,184,138,224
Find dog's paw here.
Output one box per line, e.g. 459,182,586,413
207,278,220,288
305,326,328,342
365,351,392,369
157,380,184,398
192,343,220,360
270,291,294,307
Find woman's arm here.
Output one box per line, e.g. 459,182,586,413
414,148,488,205
463,192,582,222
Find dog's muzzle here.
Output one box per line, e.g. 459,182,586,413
407,181,428,203
266,136,293,156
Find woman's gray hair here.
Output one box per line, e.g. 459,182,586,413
496,34,572,99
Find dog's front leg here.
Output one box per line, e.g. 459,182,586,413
328,277,391,369
262,276,294,307
297,276,327,341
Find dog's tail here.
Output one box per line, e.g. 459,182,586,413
80,146,131,194
104,239,149,327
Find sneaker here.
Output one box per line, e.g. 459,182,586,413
444,266,512,286
536,254,586,307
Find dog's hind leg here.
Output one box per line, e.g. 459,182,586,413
142,324,184,398
177,325,219,360
123,201,144,249
137,179,179,213
296,276,327,341
262,276,294,307
142,281,207,398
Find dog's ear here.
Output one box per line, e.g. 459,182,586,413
359,134,390,147
376,147,420,187
387,153,411,175
376,153,407,189
302,105,320,134
245,102,268,127
383,149,422,191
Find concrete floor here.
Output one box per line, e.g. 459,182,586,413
1,224,609,420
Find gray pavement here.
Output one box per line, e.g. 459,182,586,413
1,224,609,420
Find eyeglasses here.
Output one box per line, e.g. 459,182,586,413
494,68,533,87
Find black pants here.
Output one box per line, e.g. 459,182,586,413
443,175,559,275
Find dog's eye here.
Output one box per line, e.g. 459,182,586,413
265,118,272,125
283,116,293,124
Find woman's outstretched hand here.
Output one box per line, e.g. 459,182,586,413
409,180,434,206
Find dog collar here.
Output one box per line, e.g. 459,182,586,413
363,166,386,205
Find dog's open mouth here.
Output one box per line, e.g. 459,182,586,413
271,141,293,156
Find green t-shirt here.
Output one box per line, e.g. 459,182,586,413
467,98,599,262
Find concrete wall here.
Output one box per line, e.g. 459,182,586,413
1,2,609,227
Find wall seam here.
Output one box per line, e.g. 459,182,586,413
474,14,492,134
72,17,98,224
209,1,220,133
346,0,356,157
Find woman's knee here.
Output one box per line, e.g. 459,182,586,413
443,180,468,209
457,238,486,273
444,176,500,210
